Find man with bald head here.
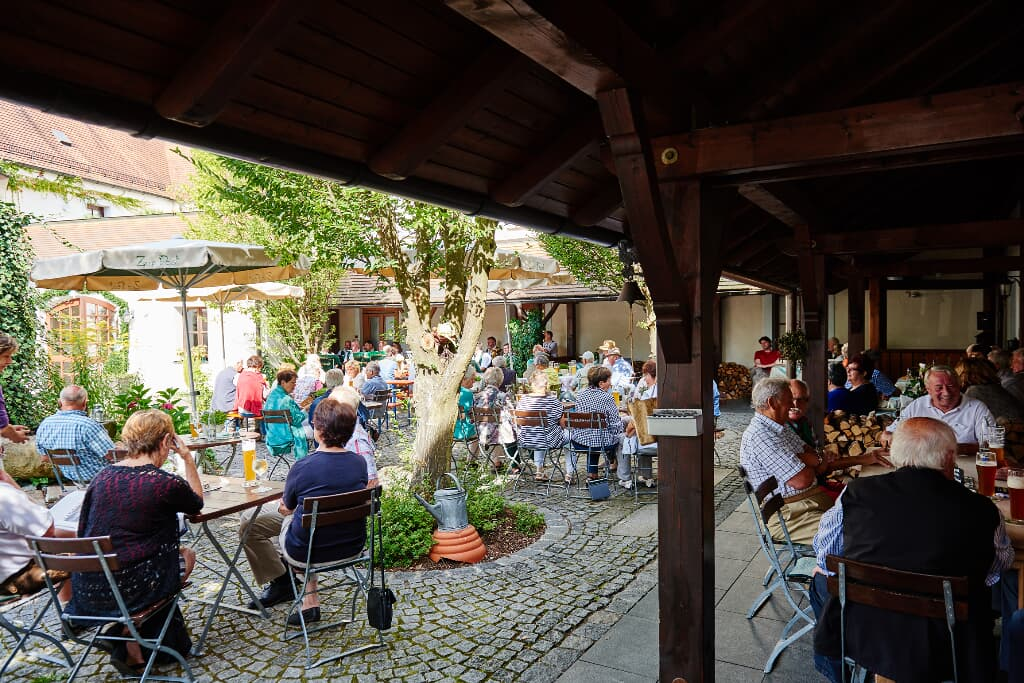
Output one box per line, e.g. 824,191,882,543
879,364,993,453
35,385,115,483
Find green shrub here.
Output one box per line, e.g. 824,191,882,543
374,487,435,568
466,485,505,533
509,502,545,535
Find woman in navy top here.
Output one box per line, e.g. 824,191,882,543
826,362,850,412
845,353,879,415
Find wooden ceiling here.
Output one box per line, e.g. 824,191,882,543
2,0,1023,291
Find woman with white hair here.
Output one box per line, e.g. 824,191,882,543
327,386,379,487
293,353,324,404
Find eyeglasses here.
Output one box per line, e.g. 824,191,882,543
792,396,809,403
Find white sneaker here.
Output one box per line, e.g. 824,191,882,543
645,478,656,488
620,479,633,489
636,476,648,486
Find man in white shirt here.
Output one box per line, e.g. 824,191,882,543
880,365,993,452
0,471,69,599
473,343,492,370
377,345,398,381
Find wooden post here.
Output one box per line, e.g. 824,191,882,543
786,291,797,378
1018,247,1024,343
847,278,865,355
597,87,717,683
795,224,827,431
869,278,885,350
566,302,577,358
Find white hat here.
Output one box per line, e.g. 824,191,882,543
605,347,622,356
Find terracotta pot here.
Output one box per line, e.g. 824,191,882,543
428,524,486,564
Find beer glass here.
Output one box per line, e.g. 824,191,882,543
986,426,1006,467
612,390,621,407
976,449,998,498
1008,468,1024,521
253,457,271,493
242,438,257,486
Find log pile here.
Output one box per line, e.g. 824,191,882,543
821,411,894,459
717,362,753,401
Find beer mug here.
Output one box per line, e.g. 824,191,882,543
242,438,257,486
976,449,998,498
986,426,1006,468
1008,468,1024,521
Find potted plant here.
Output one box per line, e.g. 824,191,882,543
777,329,808,368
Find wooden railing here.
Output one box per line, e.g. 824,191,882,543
876,349,964,383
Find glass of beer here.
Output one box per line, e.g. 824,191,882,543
253,457,270,493
242,438,257,487
612,390,621,407
976,449,998,498
986,426,1006,467
1008,468,1024,521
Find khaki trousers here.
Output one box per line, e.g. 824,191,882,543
239,508,293,586
767,489,833,545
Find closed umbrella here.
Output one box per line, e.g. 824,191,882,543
31,237,309,420
141,282,305,367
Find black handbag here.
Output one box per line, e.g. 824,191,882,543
587,477,611,501
367,498,396,630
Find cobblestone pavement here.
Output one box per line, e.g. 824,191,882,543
5,403,754,682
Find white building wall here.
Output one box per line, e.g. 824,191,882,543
9,173,183,222
886,289,982,349
721,294,770,365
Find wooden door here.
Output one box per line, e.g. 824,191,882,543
361,308,401,347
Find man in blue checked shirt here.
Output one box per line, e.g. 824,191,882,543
35,385,115,484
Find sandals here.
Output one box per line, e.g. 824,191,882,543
534,472,548,481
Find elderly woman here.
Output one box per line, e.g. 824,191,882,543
474,367,515,469
572,350,595,391
0,334,29,444
264,369,310,460
340,359,364,392
956,357,1024,422
67,409,203,673
845,353,878,416
239,399,369,625
623,360,658,487
515,370,567,481
572,365,624,481
293,353,324,404
453,373,478,446
827,362,850,412
491,355,516,391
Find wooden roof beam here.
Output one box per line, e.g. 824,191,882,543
737,183,822,228
155,0,312,126
839,256,1024,279
814,219,1024,255
491,113,603,206
571,177,624,226
369,45,528,180
445,0,704,109
655,81,1024,182
721,268,791,296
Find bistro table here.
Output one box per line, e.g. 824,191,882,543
387,379,414,423
187,474,285,655
180,432,258,473
860,451,1024,608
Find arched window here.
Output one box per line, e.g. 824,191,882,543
46,295,117,380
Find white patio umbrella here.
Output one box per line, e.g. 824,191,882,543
31,237,310,420
141,282,305,367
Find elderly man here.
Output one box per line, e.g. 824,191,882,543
1003,348,1024,405
35,385,115,483
358,361,388,400
879,365,994,452
811,417,1013,682
541,330,558,357
601,345,634,389
0,469,71,600
377,345,398,381
573,350,595,390
740,378,890,544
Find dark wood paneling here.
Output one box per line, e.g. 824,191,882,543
877,349,964,385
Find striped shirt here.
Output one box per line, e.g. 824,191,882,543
515,394,564,449
35,410,115,482
570,387,623,448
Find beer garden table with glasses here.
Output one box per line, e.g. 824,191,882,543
186,473,285,655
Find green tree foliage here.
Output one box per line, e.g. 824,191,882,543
535,234,622,292
180,151,496,485
0,201,56,426
507,308,544,372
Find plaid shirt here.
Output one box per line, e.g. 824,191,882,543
571,387,623,447
739,412,810,498
814,488,1014,586
35,409,114,482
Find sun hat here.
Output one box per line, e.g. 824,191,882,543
598,339,617,352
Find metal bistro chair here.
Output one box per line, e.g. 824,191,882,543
283,486,387,669
103,448,129,465
565,411,614,499
261,409,297,477
0,590,74,679
41,448,88,492
26,535,194,683
369,388,395,444
511,409,566,495
738,470,817,673
825,554,970,683
451,404,481,475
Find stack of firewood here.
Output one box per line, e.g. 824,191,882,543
821,410,894,458
717,362,753,401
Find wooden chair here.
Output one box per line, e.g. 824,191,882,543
26,535,194,682
283,486,386,669
824,554,970,683
737,469,816,673
512,409,566,495
261,409,295,477
471,406,510,472
103,448,129,465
